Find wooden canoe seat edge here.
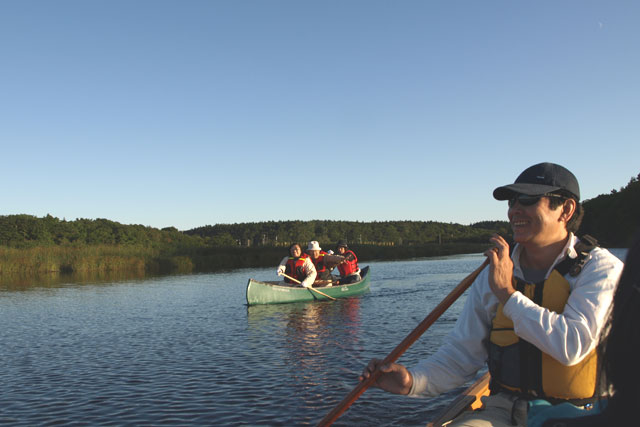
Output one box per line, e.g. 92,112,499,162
426,372,491,427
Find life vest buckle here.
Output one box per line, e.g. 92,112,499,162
569,264,582,277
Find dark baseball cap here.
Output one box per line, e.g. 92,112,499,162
493,162,580,201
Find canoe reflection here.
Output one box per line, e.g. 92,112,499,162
246,298,363,393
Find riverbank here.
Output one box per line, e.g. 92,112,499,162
0,242,491,287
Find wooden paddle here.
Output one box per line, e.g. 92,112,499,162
316,258,490,426
280,273,337,301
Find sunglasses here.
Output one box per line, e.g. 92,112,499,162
508,193,566,208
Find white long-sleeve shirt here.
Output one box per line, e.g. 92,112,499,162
408,234,624,397
278,256,317,288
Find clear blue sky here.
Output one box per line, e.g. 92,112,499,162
1,1,638,231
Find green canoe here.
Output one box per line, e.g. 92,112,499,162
246,266,370,305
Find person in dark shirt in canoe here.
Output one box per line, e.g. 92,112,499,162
334,239,361,285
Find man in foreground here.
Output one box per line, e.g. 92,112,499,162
360,162,623,426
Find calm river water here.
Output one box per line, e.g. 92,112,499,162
0,251,627,426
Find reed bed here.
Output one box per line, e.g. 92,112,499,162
0,245,157,275
0,242,492,287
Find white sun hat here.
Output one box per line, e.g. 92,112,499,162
307,240,322,251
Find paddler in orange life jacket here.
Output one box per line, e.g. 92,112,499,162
276,243,316,288
334,239,361,285
306,240,333,282
360,162,624,426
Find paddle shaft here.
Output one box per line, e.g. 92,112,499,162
280,272,302,284
316,258,490,427
280,273,337,301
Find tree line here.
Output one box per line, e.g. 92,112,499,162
580,173,640,247
0,215,204,249
0,215,512,250
183,219,513,247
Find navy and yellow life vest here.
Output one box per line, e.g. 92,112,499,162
285,255,310,284
337,250,359,277
488,236,600,404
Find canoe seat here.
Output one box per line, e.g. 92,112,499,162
427,372,491,426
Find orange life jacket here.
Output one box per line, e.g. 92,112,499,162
337,250,359,276
285,255,310,284
309,251,333,280
309,251,328,274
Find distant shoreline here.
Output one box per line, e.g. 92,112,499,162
1,242,630,289
0,242,491,287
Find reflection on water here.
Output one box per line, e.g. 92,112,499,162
0,269,152,291
247,299,363,365
284,298,362,363
246,298,365,423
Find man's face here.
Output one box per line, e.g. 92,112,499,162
338,246,346,254
508,195,569,246
309,250,320,259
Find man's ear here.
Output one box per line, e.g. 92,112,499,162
561,198,577,222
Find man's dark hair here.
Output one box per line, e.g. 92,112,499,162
548,191,583,233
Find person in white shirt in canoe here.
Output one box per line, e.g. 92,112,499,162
360,162,624,426
276,243,316,288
